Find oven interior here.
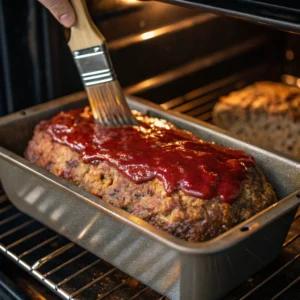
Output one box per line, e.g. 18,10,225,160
0,0,300,299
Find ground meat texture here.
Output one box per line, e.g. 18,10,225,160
24,123,277,242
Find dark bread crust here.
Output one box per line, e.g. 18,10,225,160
25,122,277,242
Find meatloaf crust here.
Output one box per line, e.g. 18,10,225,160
25,115,277,242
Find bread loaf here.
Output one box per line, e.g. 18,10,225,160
213,81,300,158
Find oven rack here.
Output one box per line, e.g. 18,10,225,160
157,69,297,127
131,61,273,124
159,64,268,121
0,190,299,300
0,192,165,300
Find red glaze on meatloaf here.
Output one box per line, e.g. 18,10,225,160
25,107,277,242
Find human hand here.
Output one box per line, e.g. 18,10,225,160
38,0,76,28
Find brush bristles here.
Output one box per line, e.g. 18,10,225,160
86,80,138,126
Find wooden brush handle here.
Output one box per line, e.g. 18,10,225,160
68,0,105,51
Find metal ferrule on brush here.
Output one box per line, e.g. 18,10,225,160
72,43,137,126
73,45,116,87
68,0,136,126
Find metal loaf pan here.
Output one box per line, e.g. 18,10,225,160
0,92,299,300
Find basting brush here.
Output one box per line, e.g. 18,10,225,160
68,0,137,126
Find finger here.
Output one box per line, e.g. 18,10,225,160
38,0,76,27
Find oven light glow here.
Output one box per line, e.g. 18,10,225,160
286,49,294,61
284,74,296,85
141,31,155,40
141,31,156,40
123,0,139,3
282,74,300,88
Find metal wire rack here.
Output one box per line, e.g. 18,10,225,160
0,190,299,300
0,192,165,300
159,65,266,121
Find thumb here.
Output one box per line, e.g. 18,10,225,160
38,0,76,28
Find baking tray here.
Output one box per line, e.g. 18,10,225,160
0,92,299,300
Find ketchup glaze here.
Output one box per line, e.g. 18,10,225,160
45,107,255,203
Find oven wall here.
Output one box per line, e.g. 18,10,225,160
0,0,293,116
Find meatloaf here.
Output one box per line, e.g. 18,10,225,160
25,107,277,242
213,81,300,158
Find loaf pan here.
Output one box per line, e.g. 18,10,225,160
0,92,299,300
